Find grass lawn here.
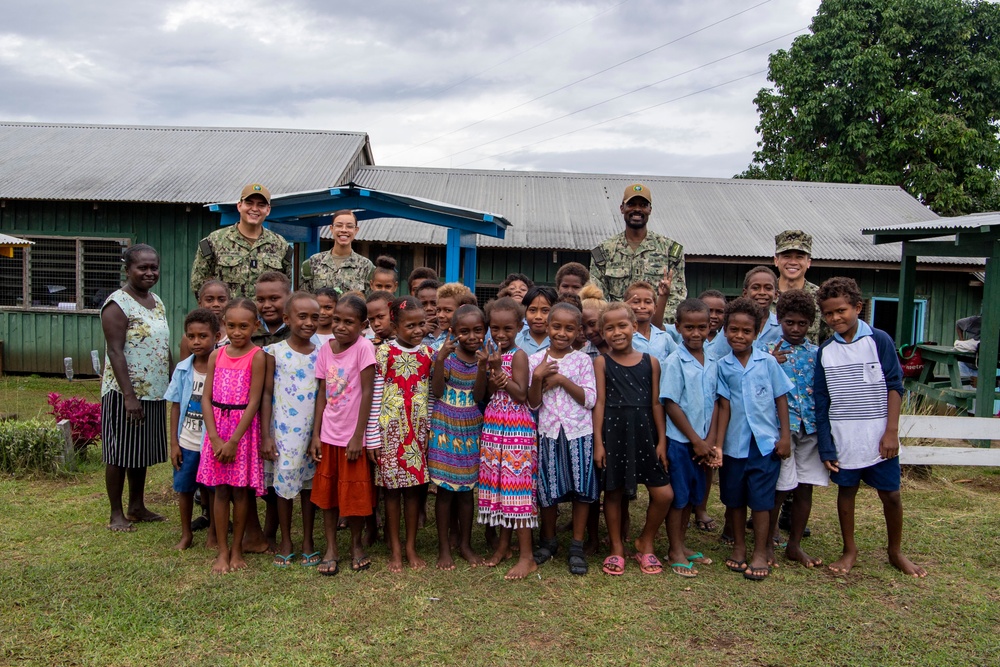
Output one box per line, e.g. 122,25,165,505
3,376,999,665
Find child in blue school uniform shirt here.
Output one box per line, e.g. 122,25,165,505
659,299,722,578
814,277,926,578
515,286,556,356
626,281,678,365
714,297,793,582
705,267,782,361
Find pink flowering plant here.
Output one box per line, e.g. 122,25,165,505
47,393,101,452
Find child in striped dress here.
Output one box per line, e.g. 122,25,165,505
478,297,539,581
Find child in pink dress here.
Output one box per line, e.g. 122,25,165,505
197,298,267,574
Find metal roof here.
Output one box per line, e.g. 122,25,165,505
339,166,945,264
0,122,372,204
862,211,1000,234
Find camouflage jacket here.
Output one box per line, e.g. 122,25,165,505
190,225,292,299
590,230,687,321
299,250,374,295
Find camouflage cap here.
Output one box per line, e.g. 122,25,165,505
775,229,812,255
240,183,271,204
622,183,652,204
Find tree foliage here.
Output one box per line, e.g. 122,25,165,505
740,0,1000,215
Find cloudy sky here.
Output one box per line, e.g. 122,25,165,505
2,0,822,178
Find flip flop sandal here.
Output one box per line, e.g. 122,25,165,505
300,552,321,567
719,534,735,546
318,559,340,576
743,565,771,581
725,558,748,572
272,553,295,568
687,552,713,565
532,537,559,565
190,516,211,532
670,562,698,578
602,555,626,576
695,519,717,532
567,541,588,576
351,556,372,572
634,553,663,575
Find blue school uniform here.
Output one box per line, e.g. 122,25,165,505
659,345,718,508
514,328,549,356
704,313,781,361
633,325,677,367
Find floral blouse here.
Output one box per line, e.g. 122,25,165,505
101,289,171,400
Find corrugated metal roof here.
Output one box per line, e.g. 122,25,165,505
0,233,33,246
0,122,372,204
862,210,1000,233
342,166,943,264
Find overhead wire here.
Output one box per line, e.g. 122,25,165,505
454,69,769,168
387,0,632,124
420,27,807,167
391,0,775,159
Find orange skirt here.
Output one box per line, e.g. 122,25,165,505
311,444,376,516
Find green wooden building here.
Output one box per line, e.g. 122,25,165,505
0,123,985,375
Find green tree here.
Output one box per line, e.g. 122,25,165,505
740,0,1000,215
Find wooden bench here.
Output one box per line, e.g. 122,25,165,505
905,344,999,413
899,415,1000,466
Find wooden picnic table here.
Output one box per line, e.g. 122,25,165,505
906,344,999,414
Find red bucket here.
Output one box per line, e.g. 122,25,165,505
898,343,934,378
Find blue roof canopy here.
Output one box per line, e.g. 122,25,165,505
207,183,510,287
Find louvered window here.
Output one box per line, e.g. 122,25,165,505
0,237,129,311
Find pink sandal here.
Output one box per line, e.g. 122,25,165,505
634,552,663,575
602,555,626,576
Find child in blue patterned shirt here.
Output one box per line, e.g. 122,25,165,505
767,289,826,568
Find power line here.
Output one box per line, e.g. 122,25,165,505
391,0,774,159
420,27,806,167
388,0,632,125
454,69,769,168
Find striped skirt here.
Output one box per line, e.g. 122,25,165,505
100,390,168,468
477,400,538,529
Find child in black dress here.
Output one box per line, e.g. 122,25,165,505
593,303,674,575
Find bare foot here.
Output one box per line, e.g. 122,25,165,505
827,549,858,575
583,540,599,556
504,557,538,580
107,514,136,533
436,553,455,571
484,548,512,568
173,534,193,551
406,548,427,570
126,507,166,523
786,543,822,568
206,533,218,549
459,545,484,567
229,554,248,571
241,535,271,554
888,551,927,578
449,533,460,550
387,555,404,573
211,554,230,574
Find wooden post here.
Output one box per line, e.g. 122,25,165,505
975,244,1000,421
56,419,75,471
896,244,918,346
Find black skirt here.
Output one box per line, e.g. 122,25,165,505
100,390,168,468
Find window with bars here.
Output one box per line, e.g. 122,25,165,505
0,236,130,311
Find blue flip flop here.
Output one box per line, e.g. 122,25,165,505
300,551,321,567
272,553,295,568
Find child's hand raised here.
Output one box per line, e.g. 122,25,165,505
439,331,457,359
771,341,790,365
475,344,490,370
486,339,502,372
657,267,674,298
532,351,559,384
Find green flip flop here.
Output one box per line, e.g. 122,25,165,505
272,553,295,568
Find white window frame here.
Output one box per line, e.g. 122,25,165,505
868,296,928,342
0,235,130,313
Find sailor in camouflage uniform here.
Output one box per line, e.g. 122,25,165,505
590,183,687,323
773,229,828,344
190,183,293,299
299,209,374,295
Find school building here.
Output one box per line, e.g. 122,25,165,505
0,122,986,375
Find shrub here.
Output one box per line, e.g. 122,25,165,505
0,419,66,474
47,393,101,452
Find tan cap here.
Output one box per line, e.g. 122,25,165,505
240,183,271,204
622,183,651,204
775,229,812,255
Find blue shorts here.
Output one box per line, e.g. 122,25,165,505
172,449,201,494
719,437,780,512
830,457,900,492
667,439,706,509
